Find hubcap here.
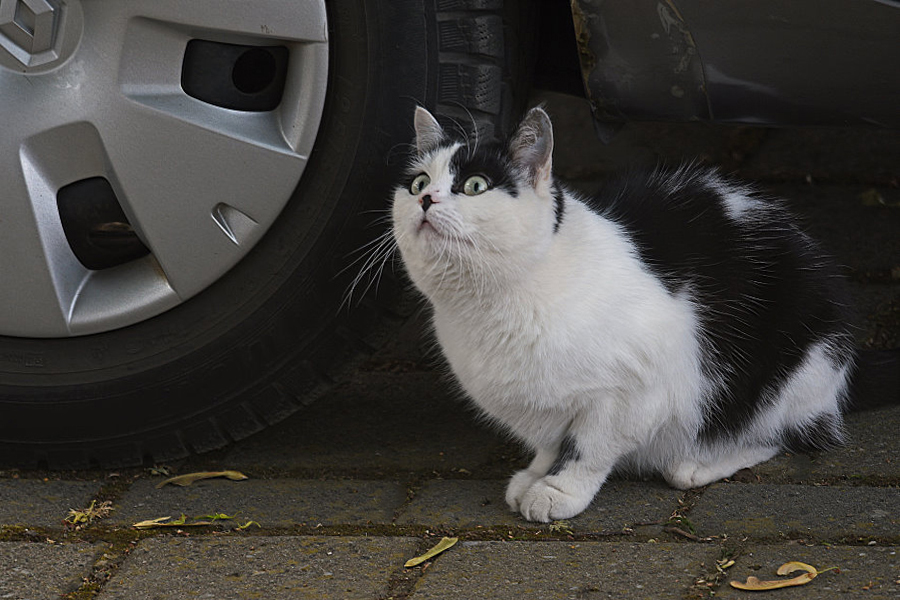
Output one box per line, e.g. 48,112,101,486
0,0,329,337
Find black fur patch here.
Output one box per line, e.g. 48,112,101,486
548,435,581,476
781,413,844,453
552,181,565,232
584,166,855,443
449,143,518,197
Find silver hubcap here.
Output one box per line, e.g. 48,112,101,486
0,0,328,337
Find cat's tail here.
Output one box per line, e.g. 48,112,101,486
845,349,900,412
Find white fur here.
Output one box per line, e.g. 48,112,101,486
390,108,849,522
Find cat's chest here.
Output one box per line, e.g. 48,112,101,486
428,264,695,412
432,300,577,404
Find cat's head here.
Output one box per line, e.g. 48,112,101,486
392,106,560,299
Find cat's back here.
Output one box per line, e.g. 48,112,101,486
577,163,855,441
580,164,848,312
583,164,792,279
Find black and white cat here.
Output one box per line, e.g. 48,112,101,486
388,106,894,522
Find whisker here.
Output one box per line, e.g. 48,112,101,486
340,228,400,309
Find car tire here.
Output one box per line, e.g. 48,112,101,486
0,0,534,469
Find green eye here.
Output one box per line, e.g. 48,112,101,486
463,175,490,196
410,173,430,195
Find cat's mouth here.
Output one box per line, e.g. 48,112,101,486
417,216,440,235
416,215,472,247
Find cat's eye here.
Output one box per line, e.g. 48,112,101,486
463,175,490,196
410,173,431,195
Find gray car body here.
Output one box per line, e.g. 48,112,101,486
565,0,900,132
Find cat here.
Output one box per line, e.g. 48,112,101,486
386,105,896,522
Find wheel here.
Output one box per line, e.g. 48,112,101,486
0,0,533,468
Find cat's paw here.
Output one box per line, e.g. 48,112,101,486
517,478,592,523
506,469,541,511
666,447,779,490
665,462,713,490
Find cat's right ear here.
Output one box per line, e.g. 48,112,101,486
414,106,445,157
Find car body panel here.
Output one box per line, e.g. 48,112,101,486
571,0,900,128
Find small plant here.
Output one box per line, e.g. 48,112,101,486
665,514,697,535
548,520,574,535
65,500,113,529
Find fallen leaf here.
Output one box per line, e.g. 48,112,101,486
404,537,458,568
236,520,261,531
203,512,236,521
730,561,821,591
858,188,900,208
859,188,885,207
156,470,249,489
132,515,214,529
132,516,172,529
776,561,817,577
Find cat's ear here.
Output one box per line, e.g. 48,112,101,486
414,106,446,157
509,107,554,188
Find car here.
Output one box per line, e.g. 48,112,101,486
1,0,897,469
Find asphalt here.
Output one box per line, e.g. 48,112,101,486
1,91,898,599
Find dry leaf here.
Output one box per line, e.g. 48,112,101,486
858,188,900,208
132,515,214,529
404,537,458,568
859,188,886,207
203,512,236,521
730,561,819,591
776,562,818,577
132,516,172,529
156,470,249,489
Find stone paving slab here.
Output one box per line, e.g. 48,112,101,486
96,535,419,600
397,480,514,529
410,541,715,599
0,541,103,600
753,406,900,484
566,480,683,533
221,372,507,474
112,479,407,528
0,479,101,528
716,544,899,599
397,479,681,532
691,483,900,540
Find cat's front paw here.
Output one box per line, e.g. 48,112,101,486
506,469,540,511
517,478,593,523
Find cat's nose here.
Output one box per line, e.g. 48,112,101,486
420,194,434,212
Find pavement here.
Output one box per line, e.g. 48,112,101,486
1,91,898,599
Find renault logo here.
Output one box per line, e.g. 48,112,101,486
0,0,57,59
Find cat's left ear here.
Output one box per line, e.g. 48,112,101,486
414,106,446,157
509,107,554,189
